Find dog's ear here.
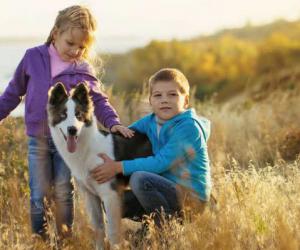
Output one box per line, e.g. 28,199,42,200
48,82,68,106
72,82,90,105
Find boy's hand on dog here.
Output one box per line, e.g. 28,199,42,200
90,153,123,184
110,125,134,138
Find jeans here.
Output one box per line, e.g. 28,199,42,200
123,171,182,225
28,136,74,237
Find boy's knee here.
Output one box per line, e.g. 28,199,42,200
129,171,154,193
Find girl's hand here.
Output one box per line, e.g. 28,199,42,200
111,124,134,138
90,153,123,184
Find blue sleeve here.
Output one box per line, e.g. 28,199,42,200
128,114,152,134
123,120,202,175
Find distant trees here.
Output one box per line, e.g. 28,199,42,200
101,20,300,100
256,32,300,74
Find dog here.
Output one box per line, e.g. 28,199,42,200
47,82,152,249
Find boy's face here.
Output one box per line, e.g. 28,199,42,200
149,80,189,121
53,27,88,62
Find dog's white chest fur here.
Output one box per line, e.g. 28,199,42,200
50,120,115,194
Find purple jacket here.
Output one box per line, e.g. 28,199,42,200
0,44,120,136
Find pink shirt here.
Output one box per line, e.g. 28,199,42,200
48,44,73,78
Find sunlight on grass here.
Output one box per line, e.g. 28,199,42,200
0,87,300,249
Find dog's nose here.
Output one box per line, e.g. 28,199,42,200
67,126,77,136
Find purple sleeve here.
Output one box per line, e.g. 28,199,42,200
89,80,121,129
0,52,28,121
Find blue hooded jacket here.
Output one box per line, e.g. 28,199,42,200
123,108,211,201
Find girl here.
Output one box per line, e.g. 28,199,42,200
91,68,212,226
0,5,133,238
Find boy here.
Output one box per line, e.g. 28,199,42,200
91,68,211,223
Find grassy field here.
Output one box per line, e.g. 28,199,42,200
0,86,300,249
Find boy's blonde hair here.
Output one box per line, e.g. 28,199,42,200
149,68,190,95
46,5,97,60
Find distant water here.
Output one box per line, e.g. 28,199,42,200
0,37,148,117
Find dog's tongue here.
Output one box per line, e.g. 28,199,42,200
67,135,77,153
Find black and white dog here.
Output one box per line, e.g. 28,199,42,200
47,82,152,249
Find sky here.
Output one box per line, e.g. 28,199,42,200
1,0,300,52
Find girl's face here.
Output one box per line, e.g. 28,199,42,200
52,27,88,62
149,80,189,122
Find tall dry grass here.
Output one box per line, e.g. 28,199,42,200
0,86,299,249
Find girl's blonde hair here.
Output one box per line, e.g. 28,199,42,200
46,5,97,60
149,68,190,95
